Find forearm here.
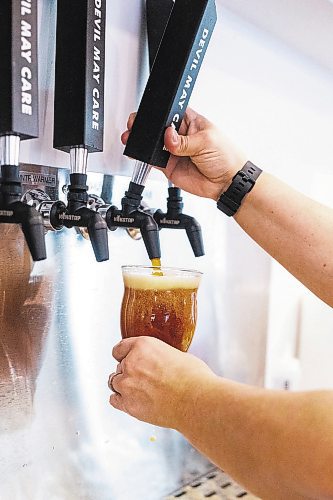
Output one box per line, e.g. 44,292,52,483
234,172,333,306
177,377,333,499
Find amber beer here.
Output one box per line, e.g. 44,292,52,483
121,266,202,351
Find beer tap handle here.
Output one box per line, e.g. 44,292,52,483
0,1,39,139
53,0,106,153
124,0,217,168
146,0,175,70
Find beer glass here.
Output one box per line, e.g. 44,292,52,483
121,266,202,351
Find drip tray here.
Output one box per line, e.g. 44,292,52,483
165,468,260,499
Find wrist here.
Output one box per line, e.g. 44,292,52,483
217,161,262,217
211,155,248,202
174,371,221,433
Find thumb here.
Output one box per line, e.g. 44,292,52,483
164,127,205,157
112,337,137,362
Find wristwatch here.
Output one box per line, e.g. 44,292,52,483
217,161,262,217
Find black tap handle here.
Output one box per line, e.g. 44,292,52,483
124,0,217,167
0,0,39,139
87,212,109,263
167,187,204,256
16,203,47,261
105,206,161,260
184,218,205,258
54,0,106,152
140,214,161,260
69,207,108,263
146,0,175,70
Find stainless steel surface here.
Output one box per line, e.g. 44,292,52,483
131,160,152,186
0,164,219,500
21,189,57,233
165,468,260,499
70,146,89,175
0,135,20,166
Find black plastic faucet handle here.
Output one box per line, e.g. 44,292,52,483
0,165,46,261
105,206,161,261
139,213,161,260
86,210,109,263
57,204,109,263
15,203,47,261
153,187,205,257
185,219,205,258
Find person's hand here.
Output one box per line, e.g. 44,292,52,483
108,336,217,429
121,108,247,200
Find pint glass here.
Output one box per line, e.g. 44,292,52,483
121,266,202,352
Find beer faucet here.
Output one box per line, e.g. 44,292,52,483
49,0,109,262
119,0,215,258
45,148,109,263
97,167,161,261
154,183,204,257
0,0,46,261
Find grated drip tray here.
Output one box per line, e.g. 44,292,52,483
165,467,260,500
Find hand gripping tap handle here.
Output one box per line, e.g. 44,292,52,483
124,0,217,168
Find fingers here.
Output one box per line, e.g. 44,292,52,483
164,127,206,157
121,130,130,145
112,337,137,362
109,393,125,412
108,372,117,392
108,372,122,393
121,112,137,145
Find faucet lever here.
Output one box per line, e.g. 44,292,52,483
154,187,204,257
48,173,109,263
100,181,161,261
0,163,46,261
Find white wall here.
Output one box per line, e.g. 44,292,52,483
187,5,333,388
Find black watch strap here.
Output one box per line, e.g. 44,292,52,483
217,161,262,217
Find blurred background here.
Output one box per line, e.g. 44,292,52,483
1,0,333,498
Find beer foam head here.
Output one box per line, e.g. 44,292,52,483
122,269,201,290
